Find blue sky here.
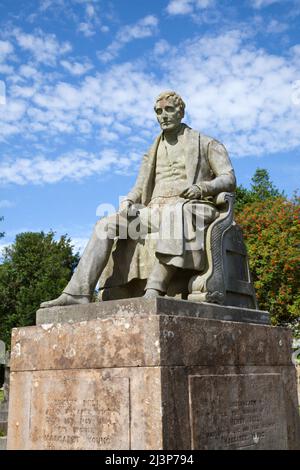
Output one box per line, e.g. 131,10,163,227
0,0,300,253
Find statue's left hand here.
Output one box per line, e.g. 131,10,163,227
180,184,203,200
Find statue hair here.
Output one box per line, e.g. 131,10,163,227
154,91,185,117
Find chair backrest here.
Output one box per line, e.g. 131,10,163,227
188,193,258,309
222,223,258,309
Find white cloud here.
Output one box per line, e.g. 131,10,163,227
1,27,300,184
265,19,289,33
251,0,281,7
166,0,214,15
0,64,14,75
60,59,93,76
0,80,6,105
0,243,10,258
197,0,214,5
39,0,65,11
0,200,15,208
0,40,14,62
70,237,89,255
77,22,96,37
158,30,300,157
117,15,158,42
99,128,118,142
11,64,161,141
75,0,106,37
98,15,159,63
100,25,110,33
0,149,133,185
252,12,290,33
13,29,296,159
0,99,27,125
86,3,95,18
10,85,37,99
34,0,109,37
10,28,72,65
167,0,193,15
18,64,39,78
153,39,171,56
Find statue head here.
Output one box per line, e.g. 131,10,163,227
154,90,185,133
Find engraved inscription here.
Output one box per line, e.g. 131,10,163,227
189,373,288,450
29,371,130,450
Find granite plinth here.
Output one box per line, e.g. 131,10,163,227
36,297,270,325
7,299,300,450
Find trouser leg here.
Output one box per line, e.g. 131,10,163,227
63,216,116,298
145,259,177,293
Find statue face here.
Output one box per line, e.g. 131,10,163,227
155,98,183,132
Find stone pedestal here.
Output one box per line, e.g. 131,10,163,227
7,298,300,450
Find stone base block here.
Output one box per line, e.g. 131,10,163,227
7,299,300,450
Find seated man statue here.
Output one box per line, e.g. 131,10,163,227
41,90,236,308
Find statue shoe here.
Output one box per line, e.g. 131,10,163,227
40,293,90,308
143,288,164,298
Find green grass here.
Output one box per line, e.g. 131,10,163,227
0,390,3,402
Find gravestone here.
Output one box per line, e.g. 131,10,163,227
6,298,300,450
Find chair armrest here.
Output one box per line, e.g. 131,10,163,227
214,192,235,208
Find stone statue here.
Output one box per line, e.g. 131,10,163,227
41,90,236,308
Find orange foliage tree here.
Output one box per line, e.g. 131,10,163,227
236,194,300,334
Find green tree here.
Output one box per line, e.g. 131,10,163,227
251,168,282,201
0,231,79,347
235,185,255,213
236,194,300,335
235,168,282,212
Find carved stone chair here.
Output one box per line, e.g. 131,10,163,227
98,193,257,310
187,193,257,309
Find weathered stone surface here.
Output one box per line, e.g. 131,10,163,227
7,301,300,450
8,368,163,450
28,371,130,450
189,373,287,449
159,365,300,450
7,365,299,450
12,305,286,373
36,297,269,326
